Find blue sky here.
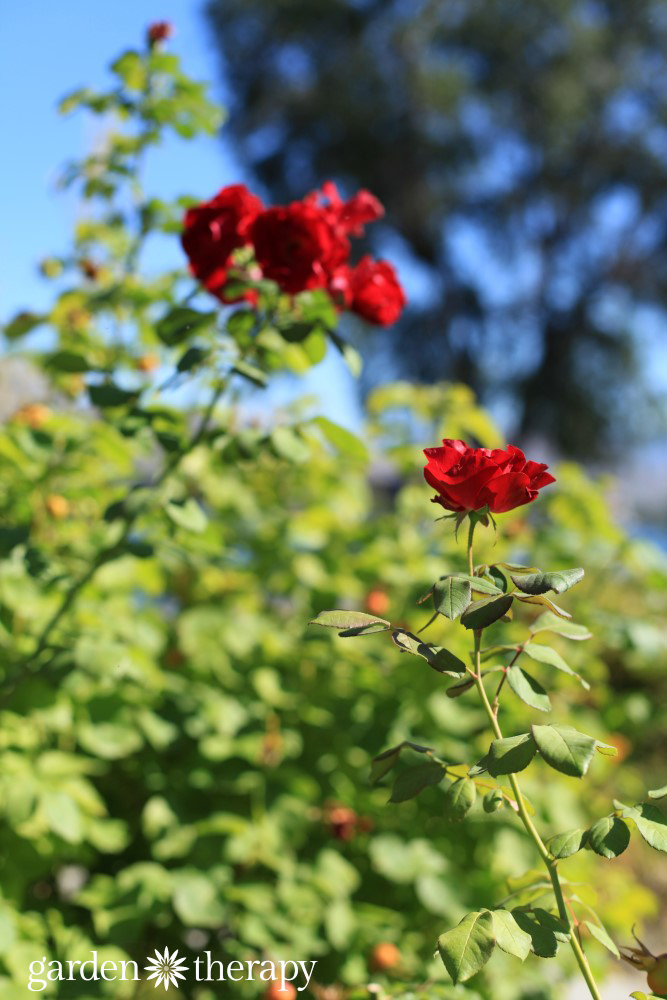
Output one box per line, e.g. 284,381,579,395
2,0,232,316
1,0,362,427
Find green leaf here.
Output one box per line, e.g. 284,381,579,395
584,921,620,958
165,499,208,534
479,643,519,662
528,610,592,640
511,910,559,958
46,349,91,373
329,330,362,376
227,309,256,339
495,562,540,573
488,565,508,592
437,910,495,984
444,574,502,596
443,779,476,822
389,762,445,803
487,733,537,776
41,791,83,844
270,426,310,463
172,872,226,927
3,311,45,340
391,631,466,676
523,640,590,689
88,383,139,408
483,789,504,813
461,594,514,630
630,993,664,999
492,909,532,961
648,785,667,800
630,803,667,853
433,577,471,621
531,724,596,778
530,908,569,942
549,829,588,859
312,416,368,461
155,306,215,346
231,359,268,386
510,568,584,595
111,50,147,91
370,742,433,784
309,610,390,634
514,593,571,619
176,345,208,372
507,666,551,712
594,740,618,757
447,676,476,699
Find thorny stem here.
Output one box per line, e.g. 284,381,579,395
466,522,602,1000
492,647,522,715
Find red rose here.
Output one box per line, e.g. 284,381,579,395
147,21,173,46
346,256,406,326
308,181,384,237
423,440,556,514
251,202,349,294
181,184,264,300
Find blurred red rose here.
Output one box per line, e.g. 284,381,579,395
251,202,349,294
346,256,405,326
147,21,173,46
307,181,384,237
424,440,556,514
365,589,390,615
181,184,264,301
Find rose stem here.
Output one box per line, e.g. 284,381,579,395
466,522,602,1000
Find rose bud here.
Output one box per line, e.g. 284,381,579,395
263,983,297,1000
46,494,70,520
13,403,51,429
164,647,185,668
648,955,667,994
324,802,358,841
147,21,173,47
369,942,400,972
365,589,390,616
136,354,160,373
79,259,100,281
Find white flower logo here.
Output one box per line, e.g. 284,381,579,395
144,948,189,990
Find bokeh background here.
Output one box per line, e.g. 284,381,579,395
5,0,667,531
1,2,666,999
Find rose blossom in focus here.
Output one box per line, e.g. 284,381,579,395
424,440,555,514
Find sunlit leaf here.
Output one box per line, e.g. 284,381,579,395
437,910,495,983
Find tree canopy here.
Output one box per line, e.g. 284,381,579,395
207,0,667,456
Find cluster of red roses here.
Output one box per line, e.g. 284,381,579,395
181,182,406,326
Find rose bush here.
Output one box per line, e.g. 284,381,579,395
0,25,665,1000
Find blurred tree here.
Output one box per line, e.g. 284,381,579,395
206,0,667,457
